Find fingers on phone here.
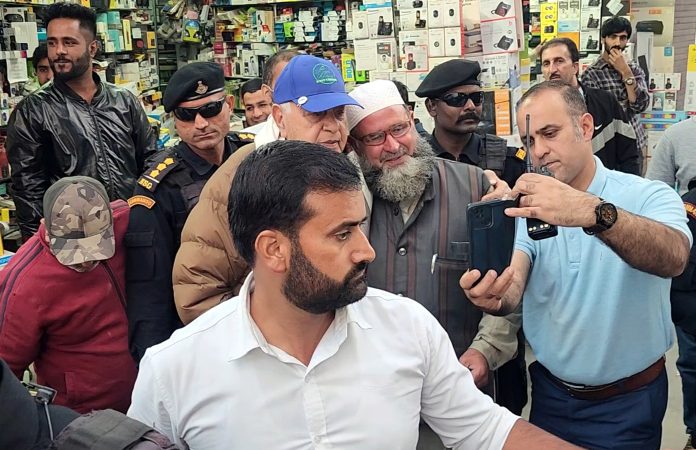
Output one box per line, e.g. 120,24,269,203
460,269,482,290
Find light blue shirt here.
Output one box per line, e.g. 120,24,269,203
516,157,692,385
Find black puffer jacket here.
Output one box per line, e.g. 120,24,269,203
7,73,157,239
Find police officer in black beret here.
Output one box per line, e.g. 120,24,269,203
417,58,528,416
416,59,525,187
125,61,254,363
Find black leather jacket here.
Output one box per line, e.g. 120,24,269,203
7,73,157,239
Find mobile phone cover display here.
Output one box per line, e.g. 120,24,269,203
467,199,517,276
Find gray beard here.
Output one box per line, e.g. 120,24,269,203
359,136,436,203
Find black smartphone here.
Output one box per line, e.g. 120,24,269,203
467,198,517,278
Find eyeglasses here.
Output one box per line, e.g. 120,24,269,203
357,120,412,146
439,91,483,107
173,97,226,121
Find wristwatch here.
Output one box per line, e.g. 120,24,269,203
583,199,618,235
623,77,636,86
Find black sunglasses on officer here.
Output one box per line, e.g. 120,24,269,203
173,97,227,122
437,91,483,108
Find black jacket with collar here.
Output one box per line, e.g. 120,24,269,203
582,82,640,175
7,72,157,239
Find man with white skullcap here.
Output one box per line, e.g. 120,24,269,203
346,80,522,449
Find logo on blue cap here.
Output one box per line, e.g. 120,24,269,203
312,64,338,85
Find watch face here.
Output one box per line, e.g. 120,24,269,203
599,202,618,226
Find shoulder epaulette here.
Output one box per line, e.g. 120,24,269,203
137,150,179,193
685,202,696,221
513,147,526,161
230,131,256,143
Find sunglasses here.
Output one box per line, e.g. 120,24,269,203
439,91,483,107
173,97,226,121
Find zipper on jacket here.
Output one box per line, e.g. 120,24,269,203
103,262,126,309
85,101,116,198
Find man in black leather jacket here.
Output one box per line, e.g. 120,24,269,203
7,3,156,240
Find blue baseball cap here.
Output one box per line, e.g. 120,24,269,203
272,55,362,113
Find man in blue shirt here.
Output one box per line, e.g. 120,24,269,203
461,80,691,449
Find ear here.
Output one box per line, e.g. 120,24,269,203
346,135,363,155
226,95,235,109
580,112,594,141
89,39,98,58
254,230,290,273
425,98,437,118
40,218,49,243
261,84,273,101
572,61,580,77
272,104,287,138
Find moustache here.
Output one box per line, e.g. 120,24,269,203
379,147,407,163
347,261,369,281
457,113,480,123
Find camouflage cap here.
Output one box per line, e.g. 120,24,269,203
42,176,115,266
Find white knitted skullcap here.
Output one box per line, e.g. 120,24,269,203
346,80,405,131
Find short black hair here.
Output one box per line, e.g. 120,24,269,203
517,80,588,119
601,16,632,39
32,44,49,71
538,37,580,63
45,2,97,40
240,78,263,98
262,50,301,87
392,80,415,109
230,141,362,265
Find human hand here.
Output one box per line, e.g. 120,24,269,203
606,48,631,79
459,348,490,388
481,170,512,201
460,267,515,315
506,173,600,227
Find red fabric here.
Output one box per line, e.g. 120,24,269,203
0,200,137,414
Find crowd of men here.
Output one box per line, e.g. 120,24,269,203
0,4,692,449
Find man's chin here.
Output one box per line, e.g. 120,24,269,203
455,123,479,134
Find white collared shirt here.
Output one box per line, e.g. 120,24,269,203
128,274,518,450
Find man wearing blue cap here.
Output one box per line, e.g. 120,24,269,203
125,61,254,363
172,55,362,324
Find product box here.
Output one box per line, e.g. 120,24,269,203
442,0,460,27
427,0,443,28
444,26,461,56
122,19,132,51
428,27,444,57
494,89,511,135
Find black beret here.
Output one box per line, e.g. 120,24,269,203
415,59,481,99
163,62,226,112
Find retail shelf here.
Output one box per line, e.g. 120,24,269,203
212,0,330,7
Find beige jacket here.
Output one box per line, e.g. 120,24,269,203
172,143,255,324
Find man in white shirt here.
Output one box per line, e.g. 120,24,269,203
128,140,577,450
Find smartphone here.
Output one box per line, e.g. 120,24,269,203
467,198,517,279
